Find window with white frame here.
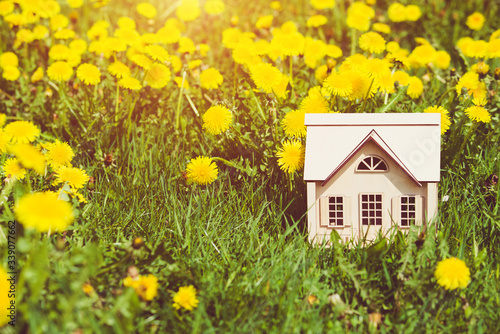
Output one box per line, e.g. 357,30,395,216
356,156,388,172
360,193,383,225
391,195,424,227
319,195,350,228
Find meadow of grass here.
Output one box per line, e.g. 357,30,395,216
0,0,499,333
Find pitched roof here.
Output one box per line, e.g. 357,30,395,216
303,113,441,183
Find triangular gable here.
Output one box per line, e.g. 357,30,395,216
320,129,422,187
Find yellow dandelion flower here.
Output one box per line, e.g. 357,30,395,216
372,23,391,34
306,15,328,28
363,58,391,81
82,282,94,295
256,15,273,29
323,71,353,98
145,44,170,62
282,109,306,138
405,5,422,21
0,1,14,16
200,68,223,90
250,63,282,93
199,43,211,57
388,3,406,22
4,121,40,144
54,166,89,189
173,285,199,311
465,105,491,123
0,52,18,69
455,71,479,95
137,275,158,301
119,77,142,90
346,70,377,100
108,61,131,79
50,14,69,31
1,66,20,81
2,158,26,180
145,63,171,89
359,32,386,54
434,51,451,69
47,61,73,82
174,76,190,90
32,25,49,40
54,28,75,40
386,41,400,53
315,65,328,83
204,0,225,14
0,130,10,153
277,140,305,174
202,105,232,135
270,1,281,10
77,63,101,85
186,156,218,185
9,143,45,175
466,12,485,31
67,0,83,8
435,257,471,290
15,192,74,232
326,44,343,58
487,39,500,58
49,44,71,60
46,140,74,169
310,0,335,10
131,54,153,70
136,2,157,19
423,106,451,134
300,91,329,113
178,37,196,54
176,0,201,22
465,40,488,58
69,39,88,55
407,76,423,99
31,67,44,82
346,2,374,32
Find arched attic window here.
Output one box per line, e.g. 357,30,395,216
356,155,388,172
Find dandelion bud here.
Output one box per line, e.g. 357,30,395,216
132,237,144,249
494,68,500,80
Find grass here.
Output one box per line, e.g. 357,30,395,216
0,0,500,332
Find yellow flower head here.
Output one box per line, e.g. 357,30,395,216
2,158,26,180
423,106,451,135
307,15,328,28
323,71,353,98
46,140,74,169
176,0,201,22
359,32,386,54
108,61,131,79
54,166,89,189
0,52,18,69
372,23,391,34
0,1,14,16
435,257,471,290
131,54,153,70
136,2,157,19
277,140,305,174
455,71,479,95
82,282,94,295
310,0,334,10
124,274,158,301
205,0,225,14
434,51,451,69
77,63,101,85
282,109,306,138
200,68,223,90
346,2,375,32
299,90,329,113
31,67,44,82
145,63,171,89
465,105,491,123
256,15,273,29
250,63,282,93
405,5,422,21
15,192,74,232
173,285,199,311
202,105,232,135
406,76,423,99
47,61,73,82
466,12,485,31
145,44,170,62
9,143,45,175
186,156,218,185
119,77,142,90
388,3,406,22
2,66,20,81
4,121,40,144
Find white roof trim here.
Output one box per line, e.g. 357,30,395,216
305,113,441,126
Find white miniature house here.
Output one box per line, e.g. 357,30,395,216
304,113,441,243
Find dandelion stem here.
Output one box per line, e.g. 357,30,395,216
350,28,357,56
114,81,120,123
175,71,186,131
436,87,456,107
452,121,478,165
289,56,294,96
0,88,15,101
248,85,266,121
185,94,199,117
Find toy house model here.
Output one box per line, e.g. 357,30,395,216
304,113,441,243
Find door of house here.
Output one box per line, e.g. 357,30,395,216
359,193,384,241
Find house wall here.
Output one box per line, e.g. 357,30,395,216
311,141,434,242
